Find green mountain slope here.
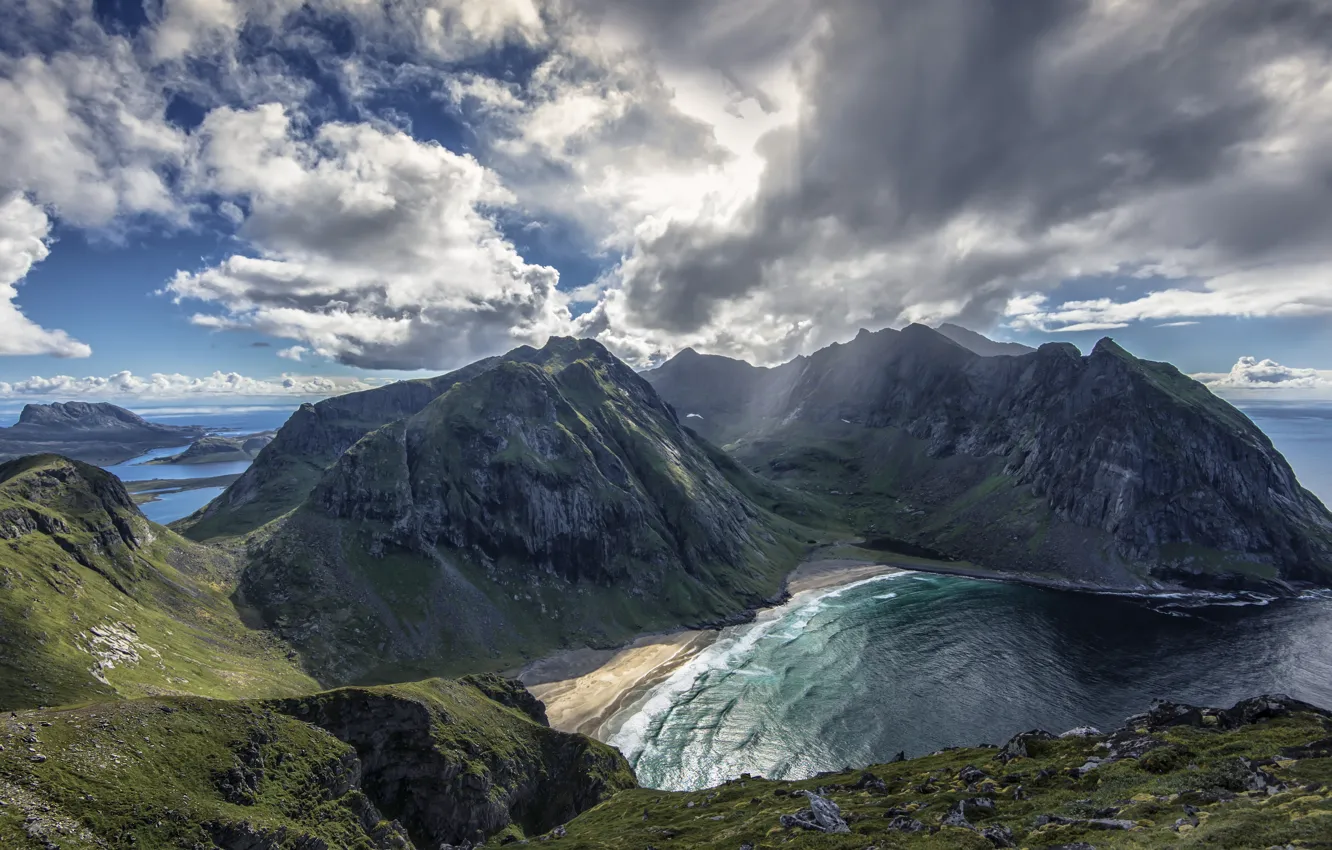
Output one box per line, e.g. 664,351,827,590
644,325,1332,592
239,337,823,685
0,674,634,849
556,695,1332,850
0,455,316,710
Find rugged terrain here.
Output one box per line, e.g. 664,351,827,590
235,337,821,684
0,402,206,465
556,694,1332,849
1,688,1327,848
0,454,315,709
149,431,276,465
0,675,634,849
644,325,1332,592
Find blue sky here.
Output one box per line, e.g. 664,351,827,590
3,0,1331,402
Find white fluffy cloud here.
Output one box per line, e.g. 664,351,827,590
166,104,571,369
0,370,382,398
0,196,91,358
1196,356,1332,392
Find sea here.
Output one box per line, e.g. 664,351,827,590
604,399,1332,791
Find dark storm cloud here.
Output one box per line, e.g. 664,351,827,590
613,0,1332,340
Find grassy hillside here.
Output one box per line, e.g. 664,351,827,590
0,455,316,710
0,675,634,849
558,696,1332,849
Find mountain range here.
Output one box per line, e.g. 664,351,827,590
644,324,1332,592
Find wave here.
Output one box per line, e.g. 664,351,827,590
607,571,909,765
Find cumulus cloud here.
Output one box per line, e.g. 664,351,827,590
0,370,383,399
166,104,571,369
1196,356,1332,391
0,195,91,358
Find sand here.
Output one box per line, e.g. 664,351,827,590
520,558,905,738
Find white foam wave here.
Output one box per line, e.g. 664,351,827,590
607,571,908,763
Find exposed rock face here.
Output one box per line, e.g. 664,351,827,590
0,402,206,464
934,323,1036,357
239,337,801,684
645,324,1332,589
185,358,502,538
274,676,634,848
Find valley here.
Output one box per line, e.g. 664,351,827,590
0,331,1330,848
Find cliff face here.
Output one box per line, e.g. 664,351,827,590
0,676,634,850
239,338,809,684
645,325,1332,590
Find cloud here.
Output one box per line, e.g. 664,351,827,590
166,104,571,370
1196,356,1332,391
583,0,1332,364
0,370,384,399
0,195,91,358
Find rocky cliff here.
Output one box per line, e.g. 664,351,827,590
238,337,814,684
644,325,1332,591
0,402,206,465
0,675,634,849
0,455,316,709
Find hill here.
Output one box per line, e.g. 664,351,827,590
0,454,315,709
148,430,276,465
643,325,1332,592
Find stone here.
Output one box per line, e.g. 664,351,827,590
778,792,850,834
980,824,1015,847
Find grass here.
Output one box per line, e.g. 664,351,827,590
0,455,317,710
556,706,1332,849
0,675,634,849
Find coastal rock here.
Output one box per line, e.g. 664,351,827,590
995,729,1055,763
778,792,850,833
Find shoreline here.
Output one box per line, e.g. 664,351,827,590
520,558,906,738
519,550,1297,739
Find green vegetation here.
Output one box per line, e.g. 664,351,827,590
0,455,316,710
0,675,634,849
557,700,1332,849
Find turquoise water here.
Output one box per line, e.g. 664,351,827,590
609,573,1332,791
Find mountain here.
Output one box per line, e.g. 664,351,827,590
934,322,1037,356
148,430,276,465
644,324,1332,592
0,454,316,709
0,402,206,465
0,675,634,849
233,337,819,684
182,359,503,540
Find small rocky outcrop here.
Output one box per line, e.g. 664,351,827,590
272,677,635,848
778,791,850,833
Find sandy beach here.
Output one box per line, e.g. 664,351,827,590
520,558,905,738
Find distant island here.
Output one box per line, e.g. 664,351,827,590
147,431,276,465
0,401,206,465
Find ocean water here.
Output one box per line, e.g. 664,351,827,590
610,574,1332,791
1240,401,1332,506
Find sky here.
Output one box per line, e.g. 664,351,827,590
2,0,1332,404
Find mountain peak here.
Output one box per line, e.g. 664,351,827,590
934,323,1037,357
18,401,149,428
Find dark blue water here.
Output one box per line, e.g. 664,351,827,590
610,573,1332,791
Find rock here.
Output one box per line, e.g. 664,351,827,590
1059,726,1101,738
980,824,1015,847
885,816,926,832
959,765,990,785
889,750,906,763
778,792,850,834
940,806,973,830
855,771,887,792
27,754,45,763
995,729,1055,763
